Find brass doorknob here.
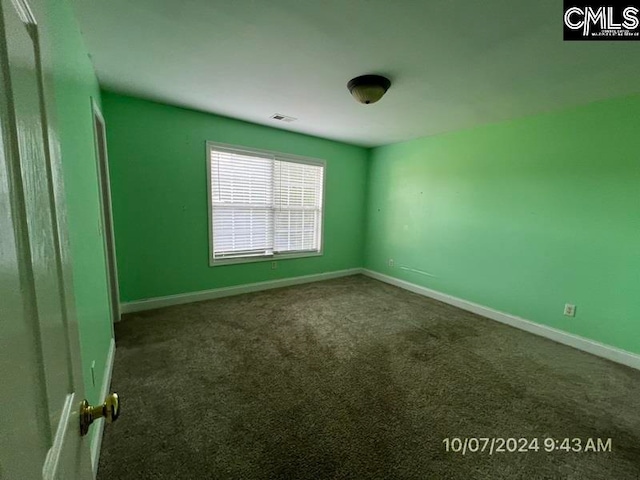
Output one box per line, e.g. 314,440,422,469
79,393,120,436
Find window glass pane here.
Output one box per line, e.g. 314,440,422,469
274,161,323,209
273,160,323,253
211,150,273,206
209,145,324,261
274,209,319,253
213,207,273,255
211,149,274,257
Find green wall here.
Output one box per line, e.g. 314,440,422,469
48,0,112,409
365,95,640,355
101,92,369,302
102,90,638,357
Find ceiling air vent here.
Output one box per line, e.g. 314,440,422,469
270,113,297,123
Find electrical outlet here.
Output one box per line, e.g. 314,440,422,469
564,304,576,317
388,258,394,267
271,261,277,270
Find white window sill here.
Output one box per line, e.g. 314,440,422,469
210,250,323,267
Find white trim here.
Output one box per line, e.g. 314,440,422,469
211,250,322,266
362,269,640,371
120,268,363,314
90,338,116,479
42,394,75,480
91,98,120,325
120,267,640,369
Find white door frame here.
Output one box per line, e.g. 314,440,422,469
91,99,120,325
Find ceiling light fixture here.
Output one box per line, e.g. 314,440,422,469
347,74,391,105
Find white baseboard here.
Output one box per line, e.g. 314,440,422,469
120,268,363,314
91,337,116,479
362,269,640,371
119,267,640,370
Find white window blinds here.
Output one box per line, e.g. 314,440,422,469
209,144,324,262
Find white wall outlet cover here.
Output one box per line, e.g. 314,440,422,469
564,304,576,317
388,259,394,267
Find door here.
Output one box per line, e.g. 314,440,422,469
92,102,120,325
1,0,94,478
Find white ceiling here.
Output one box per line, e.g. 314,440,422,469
72,0,640,147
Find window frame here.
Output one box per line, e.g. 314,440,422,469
206,141,326,267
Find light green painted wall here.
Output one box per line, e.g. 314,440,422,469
48,0,112,408
365,95,640,355
101,92,369,302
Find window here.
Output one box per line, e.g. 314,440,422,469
207,142,325,265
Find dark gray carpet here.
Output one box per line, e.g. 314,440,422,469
98,275,640,479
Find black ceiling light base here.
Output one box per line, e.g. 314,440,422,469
347,74,391,104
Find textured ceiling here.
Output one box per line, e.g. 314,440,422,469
72,0,640,147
